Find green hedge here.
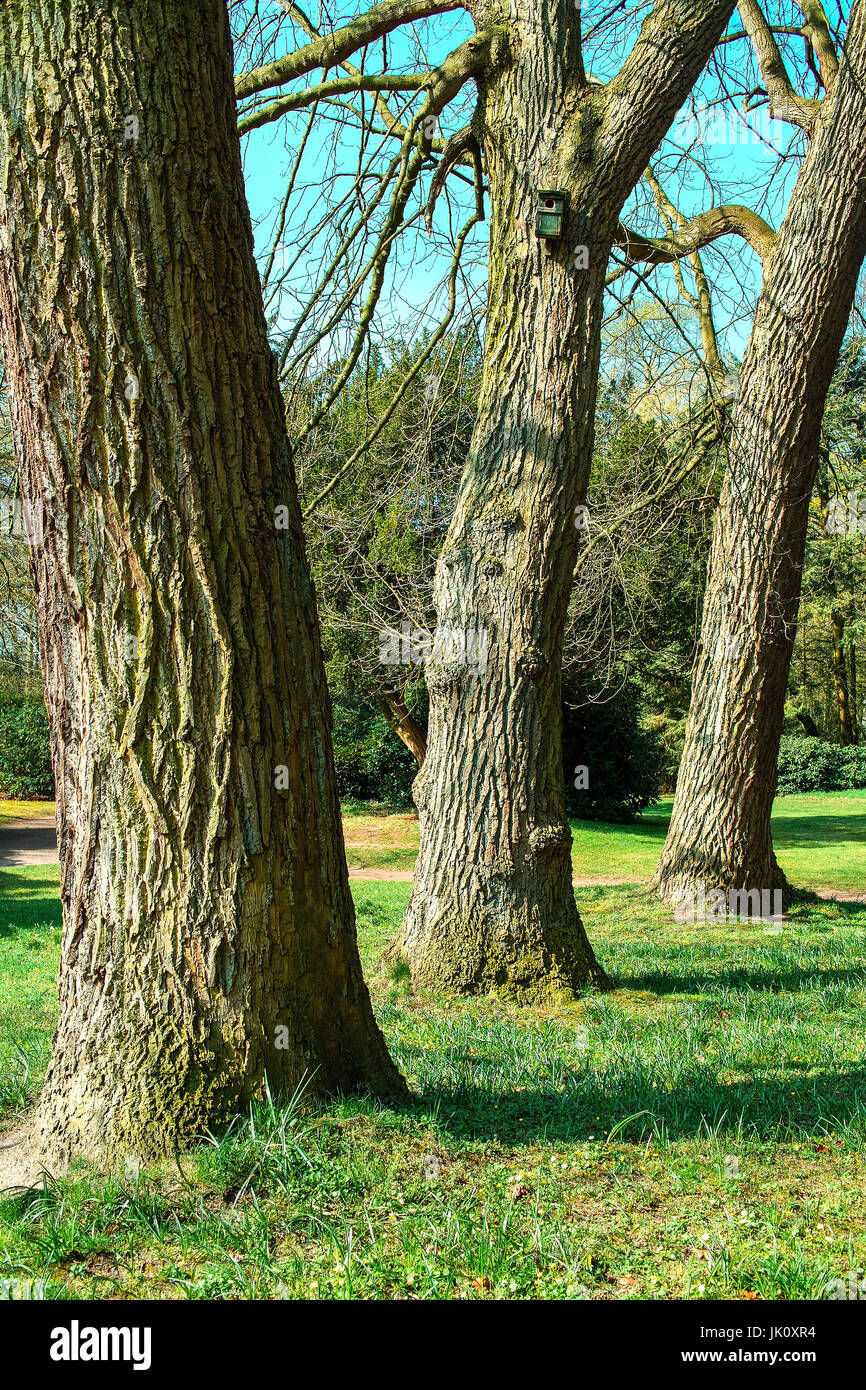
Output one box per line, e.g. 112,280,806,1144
331,681,663,821
777,734,866,795
0,696,54,798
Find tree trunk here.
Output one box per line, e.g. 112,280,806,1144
832,612,856,745
654,8,866,907
388,0,737,998
796,711,821,738
378,691,427,767
0,0,402,1170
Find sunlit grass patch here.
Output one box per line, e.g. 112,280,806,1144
0,800,55,826
338,791,866,892
0,864,61,1112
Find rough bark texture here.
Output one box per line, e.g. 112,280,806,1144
0,0,403,1170
654,4,866,906
389,0,737,999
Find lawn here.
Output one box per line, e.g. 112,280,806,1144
4,793,864,895
340,792,866,896
573,792,866,894
340,800,420,871
1,842,865,1300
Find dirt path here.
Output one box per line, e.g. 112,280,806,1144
0,815,57,866
0,826,639,886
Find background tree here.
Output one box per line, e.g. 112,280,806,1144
792,339,866,744
653,0,866,907
304,348,715,816
301,328,482,775
564,375,721,790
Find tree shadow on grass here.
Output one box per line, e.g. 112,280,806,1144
773,813,866,848
570,815,670,843
409,1063,866,1148
614,962,866,995
0,873,62,938
787,890,866,914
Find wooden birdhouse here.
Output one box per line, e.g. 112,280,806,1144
536,190,567,239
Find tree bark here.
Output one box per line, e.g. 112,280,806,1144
388,0,737,998
653,3,866,907
0,0,403,1169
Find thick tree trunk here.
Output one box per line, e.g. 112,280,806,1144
0,0,402,1169
389,0,737,998
654,8,866,907
831,612,856,745
378,692,427,767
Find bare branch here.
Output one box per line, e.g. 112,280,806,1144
644,169,726,385
273,0,427,143
239,73,428,135
616,201,777,267
794,0,840,90
424,125,482,229
235,0,465,101
303,202,482,517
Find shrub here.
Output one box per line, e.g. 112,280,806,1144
0,696,54,797
562,682,662,822
776,734,866,795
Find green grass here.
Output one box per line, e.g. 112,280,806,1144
2,856,866,1301
337,791,866,888
2,792,863,893
771,792,866,894
0,800,55,826
573,792,866,894
0,864,60,1113
570,805,670,880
